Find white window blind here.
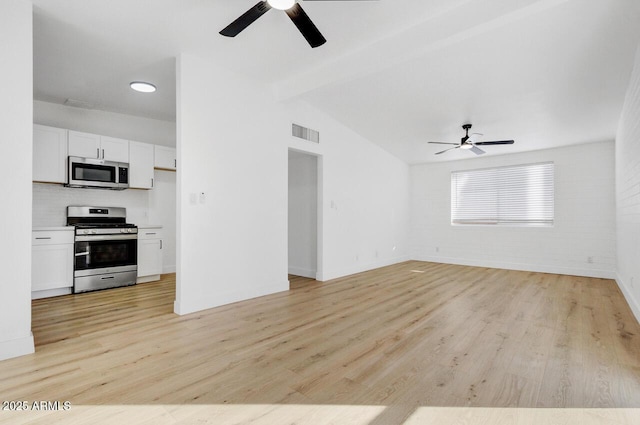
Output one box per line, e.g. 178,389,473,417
451,162,554,226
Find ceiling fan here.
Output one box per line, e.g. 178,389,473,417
220,0,377,48
428,124,515,156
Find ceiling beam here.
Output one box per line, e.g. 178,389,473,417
273,0,571,102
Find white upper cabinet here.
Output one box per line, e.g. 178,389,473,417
100,136,130,162
154,145,176,170
33,124,68,183
68,131,129,162
129,141,155,189
68,130,100,158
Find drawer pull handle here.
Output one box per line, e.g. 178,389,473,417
100,276,115,280
146,232,157,235
35,237,52,240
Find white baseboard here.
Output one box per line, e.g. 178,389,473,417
31,287,72,299
412,255,616,280
616,273,640,325
320,255,411,282
174,280,289,315
137,275,161,284
0,333,35,361
288,266,316,279
162,265,176,274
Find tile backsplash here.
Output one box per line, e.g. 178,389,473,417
33,183,150,227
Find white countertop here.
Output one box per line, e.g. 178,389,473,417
34,225,162,231
33,226,74,232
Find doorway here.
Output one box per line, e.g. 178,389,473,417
288,150,320,283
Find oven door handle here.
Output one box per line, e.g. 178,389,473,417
74,251,90,257
75,234,138,242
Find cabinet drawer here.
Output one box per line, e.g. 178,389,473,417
138,229,163,240
32,230,74,245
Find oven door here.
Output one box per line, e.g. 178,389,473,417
74,234,137,271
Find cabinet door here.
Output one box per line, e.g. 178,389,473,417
68,130,101,158
129,141,155,189
101,136,129,162
33,124,68,183
138,239,162,277
154,145,176,170
32,244,74,291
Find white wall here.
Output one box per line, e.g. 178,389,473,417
0,0,34,361
288,151,318,278
176,53,289,314
616,43,640,323
33,100,177,273
285,102,411,281
34,100,176,147
175,52,411,314
411,141,616,279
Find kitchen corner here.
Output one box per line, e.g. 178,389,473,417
32,206,170,300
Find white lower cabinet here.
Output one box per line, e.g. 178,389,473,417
32,229,74,299
137,227,163,283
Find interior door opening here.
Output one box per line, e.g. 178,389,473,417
288,150,320,285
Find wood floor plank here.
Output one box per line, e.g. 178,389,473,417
0,262,639,411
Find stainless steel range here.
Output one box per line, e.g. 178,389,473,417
67,206,138,293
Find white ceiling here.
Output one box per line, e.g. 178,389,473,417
32,0,640,163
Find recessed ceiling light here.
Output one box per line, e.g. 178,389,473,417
130,81,156,93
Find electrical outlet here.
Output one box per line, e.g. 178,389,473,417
436,247,440,253
587,256,593,264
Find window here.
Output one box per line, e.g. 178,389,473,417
451,162,554,226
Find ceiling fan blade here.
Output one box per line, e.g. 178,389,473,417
467,133,483,144
428,141,458,145
474,140,515,146
435,146,460,155
285,3,326,48
470,146,486,155
220,1,271,37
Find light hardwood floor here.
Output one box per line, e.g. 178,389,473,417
2,262,640,419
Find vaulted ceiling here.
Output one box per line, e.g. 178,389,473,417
32,0,640,163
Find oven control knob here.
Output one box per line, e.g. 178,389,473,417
120,229,126,233
83,229,89,235
129,228,134,233
91,229,97,234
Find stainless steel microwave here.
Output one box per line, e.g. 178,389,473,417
66,156,129,190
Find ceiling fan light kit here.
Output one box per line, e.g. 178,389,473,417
428,124,515,156
266,0,295,10
220,0,378,48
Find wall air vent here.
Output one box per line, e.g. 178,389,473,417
292,123,319,143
